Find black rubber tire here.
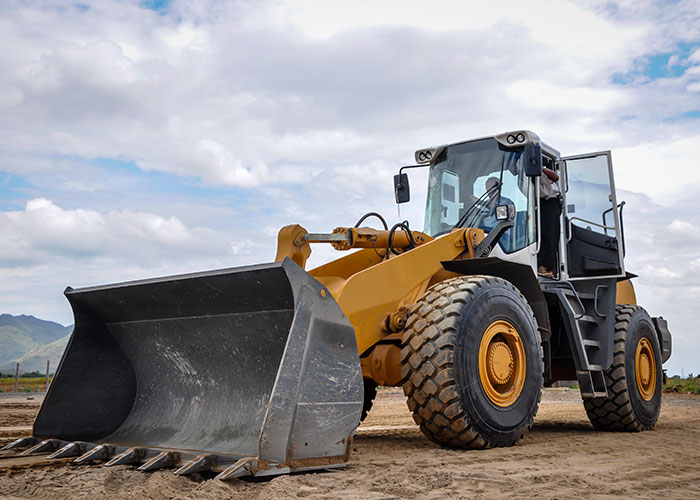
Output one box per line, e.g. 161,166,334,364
361,378,378,422
584,305,662,431
400,275,543,448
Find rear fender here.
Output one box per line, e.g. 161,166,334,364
652,317,672,364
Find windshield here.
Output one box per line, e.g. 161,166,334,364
424,138,535,253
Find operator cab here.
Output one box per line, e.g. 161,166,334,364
422,135,538,256
394,130,626,283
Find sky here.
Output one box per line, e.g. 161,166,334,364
1,0,699,376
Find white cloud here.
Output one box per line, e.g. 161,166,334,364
194,139,270,187
269,0,642,63
690,48,700,63
613,136,700,202
0,0,674,189
159,23,209,52
687,81,700,92
669,220,696,236
507,81,629,112
0,198,232,265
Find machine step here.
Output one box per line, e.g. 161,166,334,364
578,315,600,324
576,370,608,398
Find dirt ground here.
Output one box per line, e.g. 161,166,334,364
1,388,699,500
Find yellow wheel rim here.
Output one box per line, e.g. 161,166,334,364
635,337,656,401
478,320,526,407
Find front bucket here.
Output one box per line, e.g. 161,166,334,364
30,258,363,478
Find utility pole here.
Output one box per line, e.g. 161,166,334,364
14,362,19,393
45,360,50,392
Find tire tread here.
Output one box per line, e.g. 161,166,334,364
401,275,542,448
583,305,659,431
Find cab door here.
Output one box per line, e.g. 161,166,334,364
560,151,625,279
553,151,625,386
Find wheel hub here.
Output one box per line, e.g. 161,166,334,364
486,341,514,385
639,354,651,385
478,320,526,407
635,337,656,402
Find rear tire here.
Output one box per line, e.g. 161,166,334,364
584,305,662,431
361,378,378,422
401,276,543,448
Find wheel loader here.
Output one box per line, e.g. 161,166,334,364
4,130,672,479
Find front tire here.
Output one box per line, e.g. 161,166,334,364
401,276,543,448
584,305,662,431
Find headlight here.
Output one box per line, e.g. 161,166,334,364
494,130,537,149
496,205,515,221
414,148,436,164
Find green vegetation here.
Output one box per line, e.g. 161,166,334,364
0,371,47,378
0,376,52,393
664,376,700,395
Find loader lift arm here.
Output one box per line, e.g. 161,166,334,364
275,223,486,357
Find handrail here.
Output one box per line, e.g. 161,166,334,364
568,217,616,240
593,285,608,317
570,217,616,231
534,179,541,255
603,201,626,255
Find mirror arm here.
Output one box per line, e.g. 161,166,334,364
398,164,429,177
394,164,429,204
474,220,514,258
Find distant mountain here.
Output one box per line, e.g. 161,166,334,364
0,332,71,374
0,314,72,370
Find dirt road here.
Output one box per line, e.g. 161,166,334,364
1,388,698,499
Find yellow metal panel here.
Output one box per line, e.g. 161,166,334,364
616,280,637,305
311,229,470,355
275,225,311,268
360,343,403,386
309,248,384,281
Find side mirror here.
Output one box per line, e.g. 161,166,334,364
394,173,410,203
523,143,542,177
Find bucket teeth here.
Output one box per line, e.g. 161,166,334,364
105,447,146,466
1,437,39,450
216,458,255,481
174,454,212,476
21,439,61,455
138,451,179,472
47,442,88,459
74,444,114,464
